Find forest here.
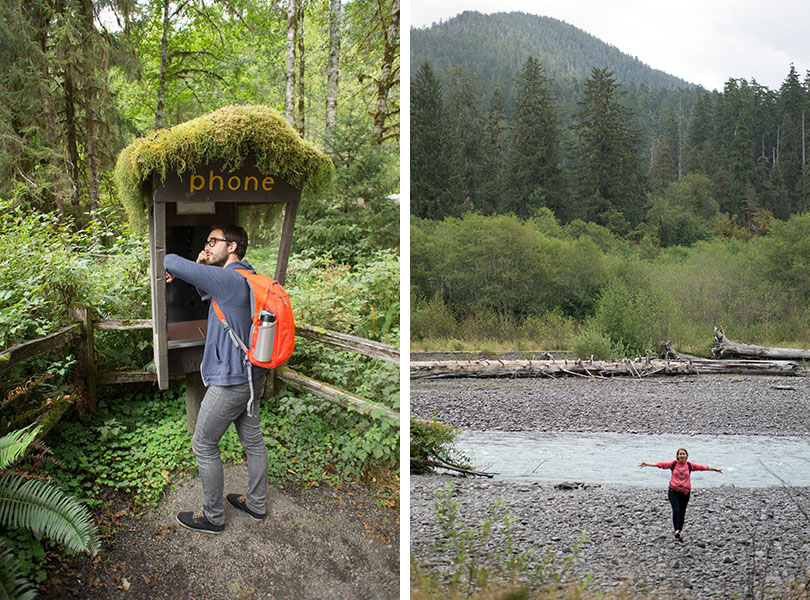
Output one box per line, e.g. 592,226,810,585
0,0,399,595
411,12,810,356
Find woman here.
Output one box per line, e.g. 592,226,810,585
639,448,723,540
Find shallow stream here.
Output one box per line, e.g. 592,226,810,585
456,431,810,487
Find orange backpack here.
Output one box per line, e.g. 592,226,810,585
211,269,295,369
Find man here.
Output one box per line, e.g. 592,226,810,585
165,224,268,533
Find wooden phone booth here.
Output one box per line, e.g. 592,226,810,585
115,105,332,431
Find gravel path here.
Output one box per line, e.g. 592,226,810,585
410,374,810,599
40,465,399,600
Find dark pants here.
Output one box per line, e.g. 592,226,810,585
668,487,690,531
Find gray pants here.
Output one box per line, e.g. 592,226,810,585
192,378,268,525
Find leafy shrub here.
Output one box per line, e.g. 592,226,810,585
571,323,626,359
410,418,469,474
411,294,458,341
518,309,578,351
590,278,659,356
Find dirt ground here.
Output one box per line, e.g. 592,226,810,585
37,464,400,600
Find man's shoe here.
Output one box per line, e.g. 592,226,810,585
176,510,224,534
227,494,266,521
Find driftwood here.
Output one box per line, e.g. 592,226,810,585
410,457,495,478
712,326,810,360
410,356,804,380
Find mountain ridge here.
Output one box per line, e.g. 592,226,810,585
411,11,697,100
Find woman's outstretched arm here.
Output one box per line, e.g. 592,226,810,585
639,461,655,467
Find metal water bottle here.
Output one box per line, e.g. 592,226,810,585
253,309,276,363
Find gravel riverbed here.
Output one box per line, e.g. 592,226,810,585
410,374,810,599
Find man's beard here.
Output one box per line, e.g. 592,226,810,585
208,255,228,268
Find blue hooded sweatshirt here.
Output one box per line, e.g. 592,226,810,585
164,254,265,387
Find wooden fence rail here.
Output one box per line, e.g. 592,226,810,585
0,324,81,371
1,309,400,430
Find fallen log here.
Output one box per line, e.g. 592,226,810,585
712,326,810,360
410,356,804,380
410,458,495,478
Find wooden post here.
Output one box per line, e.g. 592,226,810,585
185,371,205,435
68,306,96,412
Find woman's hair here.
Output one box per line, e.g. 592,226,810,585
676,447,689,459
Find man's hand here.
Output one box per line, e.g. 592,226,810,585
196,250,208,264
165,271,175,284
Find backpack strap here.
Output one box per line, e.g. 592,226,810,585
210,281,259,417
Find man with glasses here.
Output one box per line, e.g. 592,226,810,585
164,224,269,534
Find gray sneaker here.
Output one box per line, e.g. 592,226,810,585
227,494,266,521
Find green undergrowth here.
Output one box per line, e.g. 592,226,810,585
412,484,590,599
44,380,398,511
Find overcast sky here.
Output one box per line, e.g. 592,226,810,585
407,0,810,91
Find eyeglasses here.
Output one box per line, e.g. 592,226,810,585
206,237,229,248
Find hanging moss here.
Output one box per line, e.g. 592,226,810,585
113,104,334,233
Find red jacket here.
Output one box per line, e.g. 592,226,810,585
656,460,710,494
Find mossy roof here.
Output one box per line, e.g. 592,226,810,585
113,104,334,232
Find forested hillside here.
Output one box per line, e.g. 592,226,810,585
411,11,693,100
412,11,809,230
411,10,810,356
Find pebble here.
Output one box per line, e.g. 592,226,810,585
410,374,810,599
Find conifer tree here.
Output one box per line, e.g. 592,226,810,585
684,91,716,176
775,65,806,214
573,67,645,231
448,67,485,211
502,56,564,219
411,61,460,219
478,87,509,214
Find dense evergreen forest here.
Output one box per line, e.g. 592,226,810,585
1,0,399,235
411,11,810,355
1,3,399,592
412,11,809,230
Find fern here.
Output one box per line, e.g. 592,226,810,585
0,539,37,600
0,474,100,556
0,426,39,470
0,426,100,598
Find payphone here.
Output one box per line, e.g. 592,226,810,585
114,105,333,431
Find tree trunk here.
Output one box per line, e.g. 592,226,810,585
284,0,297,128
712,326,810,360
295,1,305,136
325,0,341,135
155,0,170,129
373,0,399,143
33,3,66,218
80,0,100,219
63,71,80,207
85,102,100,216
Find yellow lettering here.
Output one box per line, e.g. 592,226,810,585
244,176,258,191
228,176,241,191
262,176,275,191
209,170,224,191
189,174,205,194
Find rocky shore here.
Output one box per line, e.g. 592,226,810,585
410,374,810,599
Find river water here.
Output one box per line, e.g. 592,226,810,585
455,430,810,487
